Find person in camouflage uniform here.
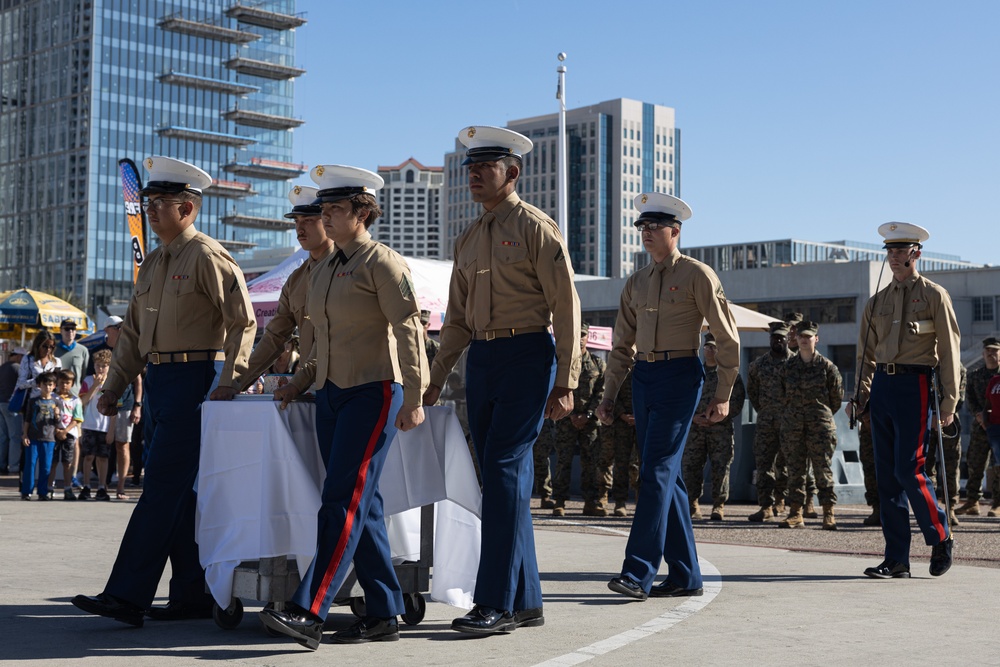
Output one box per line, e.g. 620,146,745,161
420,309,440,372
596,369,640,517
682,332,746,521
778,321,844,530
926,364,966,526
747,321,794,522
533,418,557,508
552,324,606,516
858,412,881,526
774,311,817,517
956,337,1000,517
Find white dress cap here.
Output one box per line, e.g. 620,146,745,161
634,191,693,223
310,165,383,202
140,156,212,195
878,221,930,248
458,126,533,164
285,185,321,219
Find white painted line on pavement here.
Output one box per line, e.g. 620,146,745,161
532,525,722,667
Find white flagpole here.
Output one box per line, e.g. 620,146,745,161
556,53,568,241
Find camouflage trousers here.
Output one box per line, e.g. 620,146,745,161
774,449,816,503
553,420,601,503
858,420,879,507
780,416,837,507
681,426,734,506
965,426,1000,502
596,420,640,504
752,413,783,507
533,419,556,499
925,429,961,506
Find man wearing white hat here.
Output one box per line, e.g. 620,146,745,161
424,126,582,634
72,156,256,626
850,222,959,579
597,192,740,601
242,185,332,387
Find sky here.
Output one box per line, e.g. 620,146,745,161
291,1,999,266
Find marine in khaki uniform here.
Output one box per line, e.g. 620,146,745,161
682,332,746,521
851,222,958,579
746,321,793,522
423,126,582,635
552,323,606,516
596,368,640,517
956,337,1000,517
72,157,256,626
242,185,332,389
262,165,427,648
777,321,844,530
598,192,740,601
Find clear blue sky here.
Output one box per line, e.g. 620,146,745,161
292,1,998,266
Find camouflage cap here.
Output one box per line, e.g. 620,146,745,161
768,321,790,337
419,309,431,325
703,332,717,347
783,311,804,326
580,322,590,336
983,337,1000,350
797,320,819,336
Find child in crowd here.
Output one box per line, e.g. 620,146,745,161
50,369,84,500
79,350,115,501
20,372,61,501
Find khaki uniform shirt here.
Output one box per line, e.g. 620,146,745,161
105,224,256,397
292,232,428,406
431,191,582,389
856,273,961,413
242,246,332,389
603,247,740,403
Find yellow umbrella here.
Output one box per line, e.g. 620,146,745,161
0,288,93,346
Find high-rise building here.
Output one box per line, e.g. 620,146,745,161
0,0,306,314
374,158,443,259
442,98,679,278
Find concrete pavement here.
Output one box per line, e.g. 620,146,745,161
0,486,996,666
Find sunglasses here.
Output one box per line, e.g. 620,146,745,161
633,221,676,232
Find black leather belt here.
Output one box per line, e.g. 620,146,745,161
147,351,225,365
875,363,933,375
634,350,698,362
473,326,548,341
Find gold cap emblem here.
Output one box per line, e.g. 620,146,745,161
145,158,154,169
467,128,476,138
293,185,301,195
362,186,368,192
889,223,897,231
315,166,324,177
641,194,648,204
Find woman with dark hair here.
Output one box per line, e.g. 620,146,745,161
17,330,63,399
261,165,428,649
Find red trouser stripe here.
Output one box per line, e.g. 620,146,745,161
914,374,947,542
309,381,392,615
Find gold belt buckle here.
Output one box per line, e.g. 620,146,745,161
886,363,896,375
485,330,496,342
149,352,161,365
644,352,656,362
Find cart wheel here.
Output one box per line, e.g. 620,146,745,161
349,597,367,618
402,593,426,626
213,599,243,630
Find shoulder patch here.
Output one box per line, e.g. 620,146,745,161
716,283,726,299
399,274,415,301
555,247,565,263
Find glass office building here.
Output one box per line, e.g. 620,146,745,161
0,0,305,314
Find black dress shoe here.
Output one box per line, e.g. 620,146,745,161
929,537,954,577
864,559,911,579
608,576,647,601
649,581,704,598
330,616,399,644
146,601,214,621
451,605,516,634
259,605,324,650
72,593,145,627
513,607,544,628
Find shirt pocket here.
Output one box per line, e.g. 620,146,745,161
494,244,528,265
171,278,197,298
